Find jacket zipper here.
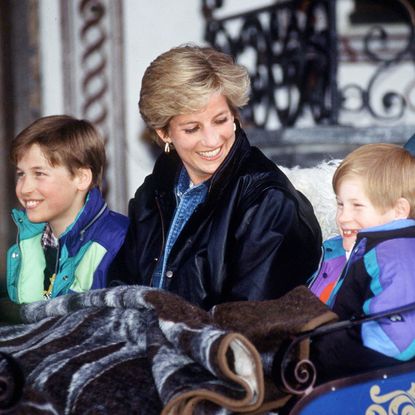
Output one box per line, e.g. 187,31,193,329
11,215,23,303
326,240,361,307
307,245,325,287
79,203,107,241
152,196,166,287
51,202,107,296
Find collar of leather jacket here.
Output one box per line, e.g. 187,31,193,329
150,122,321,242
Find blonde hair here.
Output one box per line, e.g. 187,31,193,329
333,143,415,217
139,44,251,145
11,115,106,189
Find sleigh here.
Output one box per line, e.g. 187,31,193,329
290,360,415,415
1,160,415,414
1,297,414,414
282,301,415,414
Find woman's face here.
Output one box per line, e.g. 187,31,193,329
158,93,235,185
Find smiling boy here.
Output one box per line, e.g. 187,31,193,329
309,143,415,379
6,115,128,304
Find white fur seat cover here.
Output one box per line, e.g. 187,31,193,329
279,160,340,240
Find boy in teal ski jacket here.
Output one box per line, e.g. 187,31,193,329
5,115,128,305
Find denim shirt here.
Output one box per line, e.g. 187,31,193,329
152,168,209,288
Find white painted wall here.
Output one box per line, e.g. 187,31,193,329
122,0,207,197
39,0,206,200
39,1,415,206
122,0,273,196
39,0,275,203
39,0,64,115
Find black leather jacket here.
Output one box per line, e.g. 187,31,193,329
109,126,322,310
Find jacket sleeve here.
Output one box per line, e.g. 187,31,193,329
224,187,321,302
360,243,415,361
106,198,141,286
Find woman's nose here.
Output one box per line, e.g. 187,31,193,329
201,127,220,147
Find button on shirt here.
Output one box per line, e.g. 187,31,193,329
152,167,209,288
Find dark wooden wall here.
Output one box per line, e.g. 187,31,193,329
0,0,41,293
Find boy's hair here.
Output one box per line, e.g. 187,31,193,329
333,143,415,218
10,115,106,188
139,44,251,146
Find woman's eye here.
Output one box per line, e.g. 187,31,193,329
184,126,199,134
16,171,24,180
215,117,228,125
34,171,46,177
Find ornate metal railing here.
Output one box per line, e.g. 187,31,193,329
202,0,415,130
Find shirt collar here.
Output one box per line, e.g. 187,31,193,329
41,224,59,249
176,167,209,197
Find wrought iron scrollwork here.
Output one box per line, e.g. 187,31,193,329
203,0,337,128
272,333,317,395
339,0,415,123
202,0,415,129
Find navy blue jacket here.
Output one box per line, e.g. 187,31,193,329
109,125,322,310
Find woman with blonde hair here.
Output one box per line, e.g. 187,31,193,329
109,44,322,309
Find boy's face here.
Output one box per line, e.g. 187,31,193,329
335,177,399,252
15,144,88,237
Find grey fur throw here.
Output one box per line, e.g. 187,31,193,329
0,285,336,414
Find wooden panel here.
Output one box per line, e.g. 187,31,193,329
0,0,41,294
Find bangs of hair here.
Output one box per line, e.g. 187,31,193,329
139,45,250,145
11,115,106,188
333,143,415,216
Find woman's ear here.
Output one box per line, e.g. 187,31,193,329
155,128,171,144
76,168,93,191
394,197,411,219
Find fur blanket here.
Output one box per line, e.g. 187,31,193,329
0,285,336,414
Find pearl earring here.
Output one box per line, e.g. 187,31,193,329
233,123,236,132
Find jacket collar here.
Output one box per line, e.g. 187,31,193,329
11,209,45,240
208,121,250,195
61,187,107,244
12,187,107,243
356,218,415,247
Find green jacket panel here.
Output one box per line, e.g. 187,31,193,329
7,235,45,303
